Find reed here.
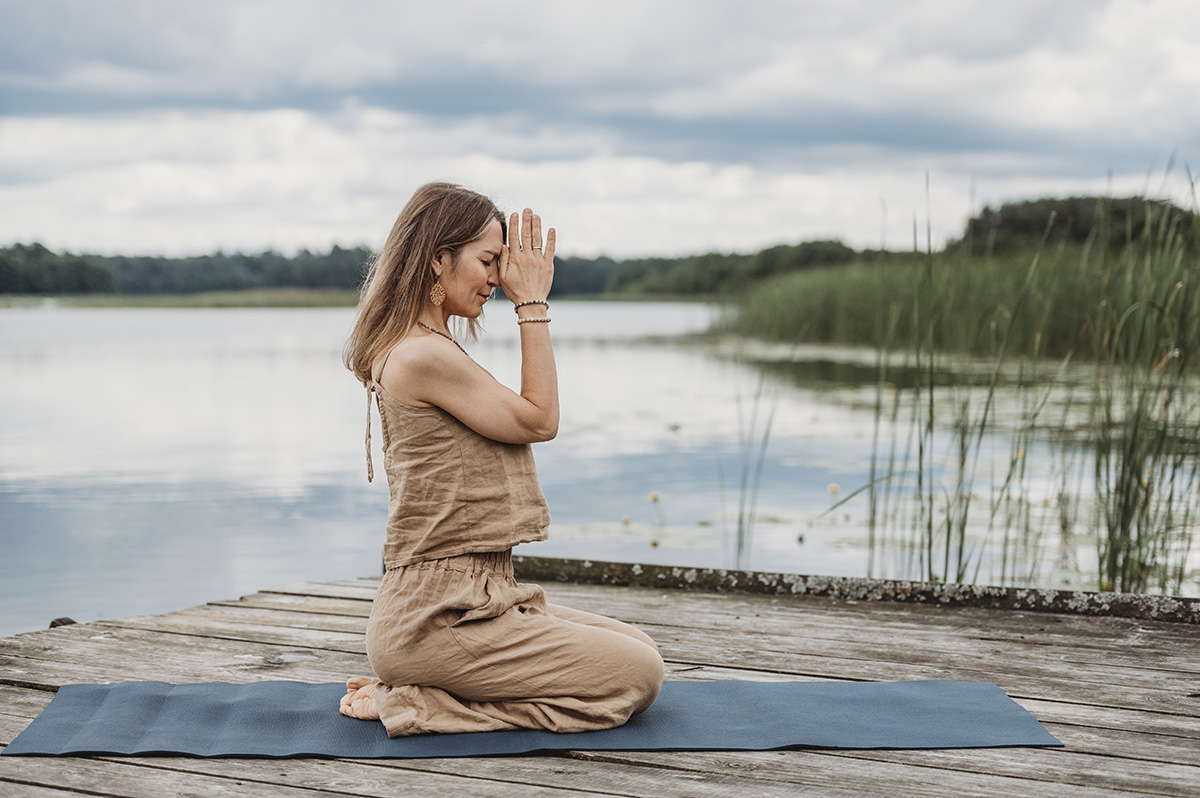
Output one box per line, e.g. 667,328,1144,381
715,370,779,570
1083,202,1200,591
742,196,1200,593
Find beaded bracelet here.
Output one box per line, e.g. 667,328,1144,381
517,317,552,325
513,299,549,313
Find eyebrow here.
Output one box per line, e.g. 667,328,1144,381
480,249,501,258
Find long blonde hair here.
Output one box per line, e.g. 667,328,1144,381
344,182,506,385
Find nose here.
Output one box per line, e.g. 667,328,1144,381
487,265,500,286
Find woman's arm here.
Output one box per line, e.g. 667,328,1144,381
382,209,559,444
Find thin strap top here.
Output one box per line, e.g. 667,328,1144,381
364,345,550,567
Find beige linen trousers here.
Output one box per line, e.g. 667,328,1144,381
365,551,664,737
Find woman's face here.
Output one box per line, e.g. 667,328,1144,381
436,219,503,318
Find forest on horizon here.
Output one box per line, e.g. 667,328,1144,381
1,195,1194,298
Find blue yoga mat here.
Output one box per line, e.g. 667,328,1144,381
3,679,1061,757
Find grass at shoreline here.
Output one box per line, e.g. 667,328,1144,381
731,205,1200,596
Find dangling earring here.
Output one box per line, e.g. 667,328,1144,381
430,281,446,306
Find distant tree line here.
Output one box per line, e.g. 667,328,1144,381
550,240,857,297
5,196,1194,297
0,243,372,295
0,243,118,294
949,196,1199,255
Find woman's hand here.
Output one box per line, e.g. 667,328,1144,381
380,206,560,444
499,208,555,305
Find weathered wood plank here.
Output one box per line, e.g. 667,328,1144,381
1018,697,1200,738
638,622,1200,692
823,746,1200,797
561,714,1200,793
259,581,378,601
0,746,866,798
0,784,95,798
1038,722,1199,766
566,750,1152,798
0,624,367,689
150,603,370,634
539,584,1200,660
654,640,1190,714
208,593,373,617
0,681,52,720
94,613,367,653
0,753,614,798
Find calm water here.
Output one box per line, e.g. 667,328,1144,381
0,302,1192,636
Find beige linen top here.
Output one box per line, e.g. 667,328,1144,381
365,380,550,569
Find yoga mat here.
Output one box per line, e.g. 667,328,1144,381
3,679,1062,757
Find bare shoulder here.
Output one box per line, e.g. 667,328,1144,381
377,334,474,406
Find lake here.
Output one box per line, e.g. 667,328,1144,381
0,301,1193,636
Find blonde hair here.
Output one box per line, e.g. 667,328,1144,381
344,182,506,385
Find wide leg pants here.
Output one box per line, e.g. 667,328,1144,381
364,550,664,737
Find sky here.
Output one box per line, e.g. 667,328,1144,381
1,0,1198,259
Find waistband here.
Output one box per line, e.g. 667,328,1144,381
384,549,513,578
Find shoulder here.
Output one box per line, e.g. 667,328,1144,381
385,334,466,372
377,333,474,403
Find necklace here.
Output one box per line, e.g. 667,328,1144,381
418,321,468,355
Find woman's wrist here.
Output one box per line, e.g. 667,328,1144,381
514,298,549,321
512,299,549,314
516,306,550,322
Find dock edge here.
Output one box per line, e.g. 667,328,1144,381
513,556,1200,624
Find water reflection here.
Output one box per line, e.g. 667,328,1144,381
1,302,1190,636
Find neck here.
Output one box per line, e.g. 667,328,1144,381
418,307,451,333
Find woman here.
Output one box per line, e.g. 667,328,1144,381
339,182,664,737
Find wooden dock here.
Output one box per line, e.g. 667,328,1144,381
1,561,1198,797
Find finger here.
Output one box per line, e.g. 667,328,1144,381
521,207,533,246
544,227,556,261
530,213,543,251
509,212,520,249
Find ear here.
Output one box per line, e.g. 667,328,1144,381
431,249,447,279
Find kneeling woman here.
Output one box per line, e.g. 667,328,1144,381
340,183,664,737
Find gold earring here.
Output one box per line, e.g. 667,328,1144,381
430,281,446,306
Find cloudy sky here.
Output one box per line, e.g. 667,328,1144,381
1,0,1197,258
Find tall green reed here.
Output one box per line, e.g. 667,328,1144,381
738,196,1200,593
715,369,779,570
1084,201,1200,591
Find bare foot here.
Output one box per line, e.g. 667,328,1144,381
339,676,381,720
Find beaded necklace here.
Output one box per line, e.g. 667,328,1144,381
418,321,468,355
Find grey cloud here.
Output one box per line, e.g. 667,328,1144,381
1,0,1195,232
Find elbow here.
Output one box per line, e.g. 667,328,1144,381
505,406,558,444
530,418,558,443
528,409,559,442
